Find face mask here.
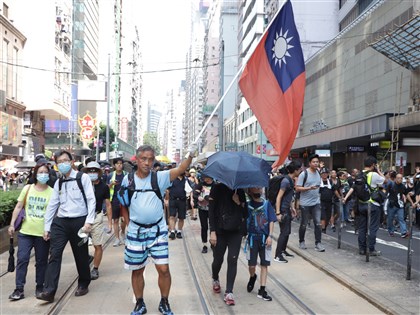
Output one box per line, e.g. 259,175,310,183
58,162,72,174
37,173,49,184
88,173,98,181
252,193,261,199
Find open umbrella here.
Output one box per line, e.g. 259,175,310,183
8,237,15,272
156,155,171,164
202,151,272,189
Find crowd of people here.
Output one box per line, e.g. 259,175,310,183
5,149,420,315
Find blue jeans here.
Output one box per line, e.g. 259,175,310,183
387,206,407,234
15,232,50,290
357,203,380,252
299,204,322,244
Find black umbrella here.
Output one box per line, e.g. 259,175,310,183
8,237,15,272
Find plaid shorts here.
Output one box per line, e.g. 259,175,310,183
124,221,169,270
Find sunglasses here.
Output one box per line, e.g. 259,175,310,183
87,169,99,173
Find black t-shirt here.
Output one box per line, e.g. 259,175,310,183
108,172,125,205
169,176,187,199
93,181,110,212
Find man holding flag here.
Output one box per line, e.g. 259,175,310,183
239,0,305,169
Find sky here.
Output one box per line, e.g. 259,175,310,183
131,0,191,106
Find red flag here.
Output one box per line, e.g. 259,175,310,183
239,0,305,168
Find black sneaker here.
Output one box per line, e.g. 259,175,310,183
169,232,176,240
247,274,257,292
257,289,272,301
131,298,147,315
35,286,43,298
331,225,336,232
282,250,294,258
176,231,182,239
201,245,208,253
274,255,288,263
9,289,24,300
158,298,173,315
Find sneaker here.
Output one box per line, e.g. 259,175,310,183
9,289,24,300
389,231,395,237
212,280,221,293
90,268,99,280
176,231,182,239
113,238,122,247
282,250,294,258
331,225,336,232
35,286,43,298
257,289,272,301
315,243,325,252
274,255,288,263
224,292,235,306
131,298,147,315
369,250,381,256
169,231,176,240
201,245,208,254
158,298,173,315
247,274,257,292
299,241,307,250
401,232,408,238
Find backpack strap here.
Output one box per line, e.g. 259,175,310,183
150,171,164,209
302,169,308,187
58,172,88,209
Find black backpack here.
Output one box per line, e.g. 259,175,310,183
58,172,88,208
118,171,163,208
268,175,290,206
352,171,371,202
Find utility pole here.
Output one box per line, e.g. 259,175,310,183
218,40,225,151
106,54,111,162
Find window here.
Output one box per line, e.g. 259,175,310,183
12,48,18,99
2,39,8,93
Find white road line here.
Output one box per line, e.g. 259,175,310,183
345,230,413,250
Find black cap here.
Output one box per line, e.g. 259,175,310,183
35,153,46,162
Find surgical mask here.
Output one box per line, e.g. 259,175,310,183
58,162,72,174
88,173,98,181
37,173,49,184
252,193,261,199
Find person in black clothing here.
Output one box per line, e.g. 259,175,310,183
274,160,301,263
82,162,112,279
386,173,408,237
319,168,335,234
167,174,189,239
193,175,214,253
208,183,247,306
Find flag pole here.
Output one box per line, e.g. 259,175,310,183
193,0,288,145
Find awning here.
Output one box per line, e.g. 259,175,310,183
369,14,420,70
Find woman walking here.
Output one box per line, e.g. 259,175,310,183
8,161,53,300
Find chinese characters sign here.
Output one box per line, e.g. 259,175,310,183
78,113,96,140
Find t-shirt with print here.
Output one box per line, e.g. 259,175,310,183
247,199,276,236
121,170,171,225
18,184,53,237
297,169,321,206
195,183,213,210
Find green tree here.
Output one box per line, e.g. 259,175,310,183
143,132,161,155
88,123,116,154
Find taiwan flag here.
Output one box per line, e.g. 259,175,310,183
239,0,305,168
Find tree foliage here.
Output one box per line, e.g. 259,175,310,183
88,123,116,153
143,132,161,155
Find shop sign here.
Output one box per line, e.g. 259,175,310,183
379,140,391,149
78,113,96,140
347,145,365,152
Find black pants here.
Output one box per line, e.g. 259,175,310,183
275,209,292,257
211,231,242,293
44,216,91,294
198,209,209,243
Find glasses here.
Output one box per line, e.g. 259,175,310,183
57,159,71,164
87,169,98,173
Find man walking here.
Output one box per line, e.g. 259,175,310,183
296,154,325,252
37,150,96,302
167,173,188,240
274,160,301,262
82,161,112,280
119,144,196,315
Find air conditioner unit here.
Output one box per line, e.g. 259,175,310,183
407,105,415,113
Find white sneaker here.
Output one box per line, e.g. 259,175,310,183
299,241,307,249
315,243,325,252
113,238,122,247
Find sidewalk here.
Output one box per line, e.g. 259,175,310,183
286,221,420,315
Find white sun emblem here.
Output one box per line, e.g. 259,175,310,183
272,28,294,68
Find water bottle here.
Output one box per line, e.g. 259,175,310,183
265,244,272,262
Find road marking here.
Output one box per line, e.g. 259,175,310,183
345,230,410,250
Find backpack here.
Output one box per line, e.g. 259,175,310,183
58,172,88,208
268,175,291,207
117,171,163,208
353,170,385,203
247,199,269,235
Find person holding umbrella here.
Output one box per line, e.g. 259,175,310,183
8,160,53,300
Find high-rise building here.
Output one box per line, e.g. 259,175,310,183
147,102,161,134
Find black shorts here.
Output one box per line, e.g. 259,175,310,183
248,237,271,267
112,204,122,219
321,201,333,221
169,199,187,219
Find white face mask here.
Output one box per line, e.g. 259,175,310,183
88,173,99,181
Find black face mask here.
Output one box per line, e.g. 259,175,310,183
252,193,261,199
